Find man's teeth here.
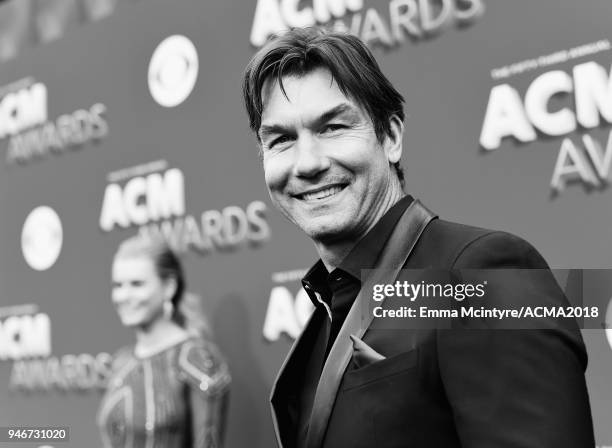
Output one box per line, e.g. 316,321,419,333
302,186,343,201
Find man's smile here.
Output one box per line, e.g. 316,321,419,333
292,183,349,202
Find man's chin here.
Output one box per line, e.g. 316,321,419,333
302,223,349,244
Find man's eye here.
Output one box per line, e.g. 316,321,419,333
321,124,346,133
269,135,293,148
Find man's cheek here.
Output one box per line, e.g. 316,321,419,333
264,160,289,191
262,173,288,210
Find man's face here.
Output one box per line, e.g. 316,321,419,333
259,68,402,245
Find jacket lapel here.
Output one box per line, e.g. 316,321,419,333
304,200,436,448
271,306,327,448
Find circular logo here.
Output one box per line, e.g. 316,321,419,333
21,206,63,271
148,35,199,107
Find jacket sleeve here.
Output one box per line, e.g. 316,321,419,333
436,231,594,448
178,339,231,448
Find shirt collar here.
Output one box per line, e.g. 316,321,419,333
302,195,414,307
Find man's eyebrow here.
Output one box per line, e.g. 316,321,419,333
258,103,360,141
315,103,361,126
258,123,292,142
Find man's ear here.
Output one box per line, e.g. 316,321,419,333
384,115,404,164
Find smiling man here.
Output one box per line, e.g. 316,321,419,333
257,67,404,268
242,28,594,448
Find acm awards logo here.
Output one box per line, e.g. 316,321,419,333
0,310,51,361
148,35,199,108
99,161,271,255
21,206,63,271
262,269,315,342
478,41,612,194
250,0,484,49
0,77,108,165
0,306,112,392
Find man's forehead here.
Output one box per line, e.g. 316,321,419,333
260,69,364,124
263,66,332,87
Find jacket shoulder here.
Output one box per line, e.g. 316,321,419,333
411,218,548,268
177,338,231,396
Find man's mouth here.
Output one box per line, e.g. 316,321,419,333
294,184,347,201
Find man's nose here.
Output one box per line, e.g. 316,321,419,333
292,134,330,178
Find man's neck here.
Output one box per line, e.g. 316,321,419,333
315,188,406,272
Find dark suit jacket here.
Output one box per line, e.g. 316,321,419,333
271,215,595,448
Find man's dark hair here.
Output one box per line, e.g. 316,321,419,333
242,27,405,187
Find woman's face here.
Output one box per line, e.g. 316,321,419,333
111,255,172,328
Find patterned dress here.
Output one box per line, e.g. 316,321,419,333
97,337,231,448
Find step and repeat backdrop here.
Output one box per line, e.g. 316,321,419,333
1,0,612,446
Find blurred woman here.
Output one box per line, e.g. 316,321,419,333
97,235,231,448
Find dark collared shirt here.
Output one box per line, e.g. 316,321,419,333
296,195,414,444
